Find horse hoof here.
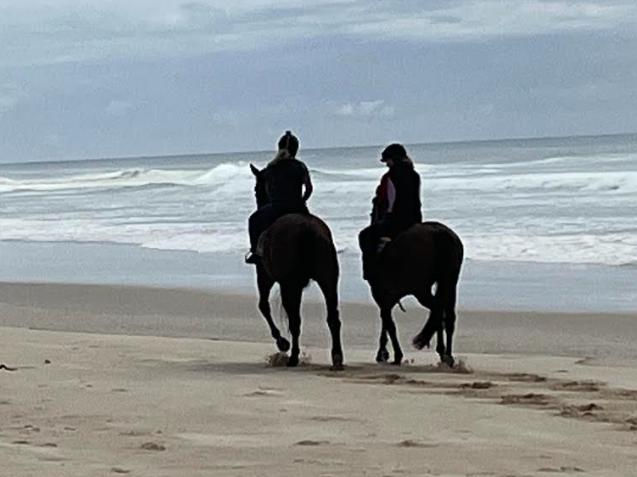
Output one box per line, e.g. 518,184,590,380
331,354,344,371
287,355,299,367
276,337,290,352
375,349,390,363
441,355,455,368
412,335,429,350
392,352,404,366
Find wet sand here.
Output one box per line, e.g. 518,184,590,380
1,282,636,476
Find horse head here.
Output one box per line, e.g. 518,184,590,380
250,164,268,208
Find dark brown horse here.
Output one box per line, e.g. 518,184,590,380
250,164,344,370
367,221,463,366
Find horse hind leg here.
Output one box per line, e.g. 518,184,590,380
381,306,403,365
317,278,344,370
257,267,289,352
280,282,303,367
442,285,458,367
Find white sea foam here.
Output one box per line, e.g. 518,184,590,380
0,162,253,193
1,140,636,267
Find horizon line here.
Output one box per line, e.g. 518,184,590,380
2,130,636,167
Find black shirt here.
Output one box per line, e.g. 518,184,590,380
387,161,422,231
263,158,310,207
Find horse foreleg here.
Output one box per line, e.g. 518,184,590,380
381,307,403,365
376,326,390,363
317,279,344,370
280,282,303,367
257,267,289,352
436,325,446,359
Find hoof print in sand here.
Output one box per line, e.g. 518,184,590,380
559,403,603,418
500,393,553,406
538,466,584,473
244,389,282,398
140,442,166,451
460,381,494,390
111,468,131,474
507,373,547,383
396,439,437,448
294,440,330,446
551,380,601,392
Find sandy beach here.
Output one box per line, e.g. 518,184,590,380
1,282,636,476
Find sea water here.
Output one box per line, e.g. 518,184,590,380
1,133,636,312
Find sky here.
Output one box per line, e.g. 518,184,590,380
1,0,637,162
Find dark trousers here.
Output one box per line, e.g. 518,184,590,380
359,219,417,279
358,222,392,280
248,203,308,253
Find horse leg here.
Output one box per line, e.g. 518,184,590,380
414,290,444,358
381,306,403,365
436,324,446,359
317,279,344,370
370,285,390,363
280,282,303,367
257,267,289,352
376,326,390,363
442,285,458,367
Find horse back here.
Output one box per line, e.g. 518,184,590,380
260,213,338,284
380,221,463,294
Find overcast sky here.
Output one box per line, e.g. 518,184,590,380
1,0,636,162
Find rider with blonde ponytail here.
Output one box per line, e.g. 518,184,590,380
246,131,313,264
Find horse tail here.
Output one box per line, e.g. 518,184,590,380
416,304,443,348
414,225,464,348
297,224,317,289
299,218,339,290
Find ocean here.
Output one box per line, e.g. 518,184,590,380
1,133,636,313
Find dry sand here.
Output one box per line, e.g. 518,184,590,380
1,282,636,476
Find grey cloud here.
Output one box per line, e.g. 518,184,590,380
428,15,463,25
105,100,135,116
335,100,395,117
2,1,636,67
0,84,26,114
1,1,636,162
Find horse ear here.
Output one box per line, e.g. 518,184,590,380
250,163,260,177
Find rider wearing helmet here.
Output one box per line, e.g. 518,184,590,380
246,131,313,264
359,143,422,280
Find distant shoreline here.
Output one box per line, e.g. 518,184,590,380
1,239,636,314
2,130,636,167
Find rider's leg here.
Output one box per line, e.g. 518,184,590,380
246,205,276,263
359,224,382,280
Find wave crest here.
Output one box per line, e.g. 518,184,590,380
0,162,253,193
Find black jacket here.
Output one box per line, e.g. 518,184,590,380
385,161,422,234
263,158,310,209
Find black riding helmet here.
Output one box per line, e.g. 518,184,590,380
380,143,407,162
277,130,299,157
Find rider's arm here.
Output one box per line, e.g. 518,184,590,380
386,178,396,213
302,165,313,202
